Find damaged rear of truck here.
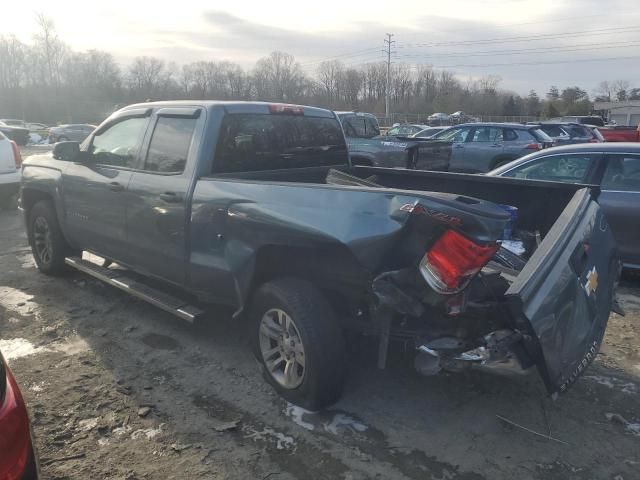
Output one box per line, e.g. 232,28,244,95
22,102,620,410
192,165,620,408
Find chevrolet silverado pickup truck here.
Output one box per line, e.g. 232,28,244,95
21,101,620,409
335,111,451,170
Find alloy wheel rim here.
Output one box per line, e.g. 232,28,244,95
33,217,53,266
259,308,305,389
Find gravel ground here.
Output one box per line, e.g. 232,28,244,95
1,206,639,480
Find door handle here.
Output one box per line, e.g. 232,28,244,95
159,192,183,203
491,144,503,148
454,144,464,149
108,182,124,192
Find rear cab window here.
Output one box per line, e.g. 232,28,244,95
213,113,347,173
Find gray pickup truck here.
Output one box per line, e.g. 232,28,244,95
336,111,451,170
21,101,620,409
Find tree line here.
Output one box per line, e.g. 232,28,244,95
1,15,638,125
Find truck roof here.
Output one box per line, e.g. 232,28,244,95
120,101,336,118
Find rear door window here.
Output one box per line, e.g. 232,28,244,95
503,129,518,141
469,127,502,143
214,114,347,173
341,115,379,138
601,155,640,191
144,117,197,173
502,154,596,182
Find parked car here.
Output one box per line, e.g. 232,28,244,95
48,124,96,143
428,112,451,125
488,142,640,268
336,111,450,170
21,101,619,409
430,122,554,172
527,122,602,145
411,126,449,138
0,122,30,146
596,125,640,142
0,131,22,208
385,124,429,137
0,350,39,479
0,119,26,128
26,123,49,133
449,111,476,124
560,116,605,127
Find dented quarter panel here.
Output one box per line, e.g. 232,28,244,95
189,178,510,308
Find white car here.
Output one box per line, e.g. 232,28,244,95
0,131,21,208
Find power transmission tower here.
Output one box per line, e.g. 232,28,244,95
384,33,395,120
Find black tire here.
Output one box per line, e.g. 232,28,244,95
249,277,347,410
28,200,71,275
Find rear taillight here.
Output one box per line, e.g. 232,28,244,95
268,104,304,115
525,143,542,150
419,230,498,294
10,141,22,167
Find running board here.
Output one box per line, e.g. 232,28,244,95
65,257,204,323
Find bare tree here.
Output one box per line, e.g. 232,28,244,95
33,13,66,88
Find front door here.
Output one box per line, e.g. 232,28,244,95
436,126,471,172
125,109,200,285
598,153,640,267
61,115,149,259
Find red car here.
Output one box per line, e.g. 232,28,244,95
0,351,38,480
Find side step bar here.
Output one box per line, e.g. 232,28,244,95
65,257,205,323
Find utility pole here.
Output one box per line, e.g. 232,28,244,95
384,33,395,120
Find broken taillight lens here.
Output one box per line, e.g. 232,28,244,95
419,230,498,294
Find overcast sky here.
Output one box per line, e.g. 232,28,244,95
4,0,640,95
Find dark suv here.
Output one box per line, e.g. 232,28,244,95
528,122,602,146
431,123,553,172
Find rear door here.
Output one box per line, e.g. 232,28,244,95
462,126,503,172
597,153,640,267
506,189,619,394
124,107,201,284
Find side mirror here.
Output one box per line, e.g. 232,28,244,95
52,141,81,161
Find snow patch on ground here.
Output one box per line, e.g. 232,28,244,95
131,424,165,440
284,403,315,431
15,253,35,269
323,413,368,435
51,335,91,356
0,286,38,316
244,426,296,451
0,338,49,361
584,375,638,395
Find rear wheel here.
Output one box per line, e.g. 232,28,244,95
250,277,346,410
28,201,71,275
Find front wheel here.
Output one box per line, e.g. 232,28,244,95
28,201,71,275
250,278,346,410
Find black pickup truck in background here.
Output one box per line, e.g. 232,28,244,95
21,101,620,409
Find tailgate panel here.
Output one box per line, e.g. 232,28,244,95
506,188,619,394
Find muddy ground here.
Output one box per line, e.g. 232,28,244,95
1,205,639,480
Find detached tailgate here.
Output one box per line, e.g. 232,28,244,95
506,188,620,394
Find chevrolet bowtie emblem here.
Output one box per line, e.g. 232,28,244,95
584,266,598,296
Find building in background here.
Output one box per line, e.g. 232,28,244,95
594,100,640,126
